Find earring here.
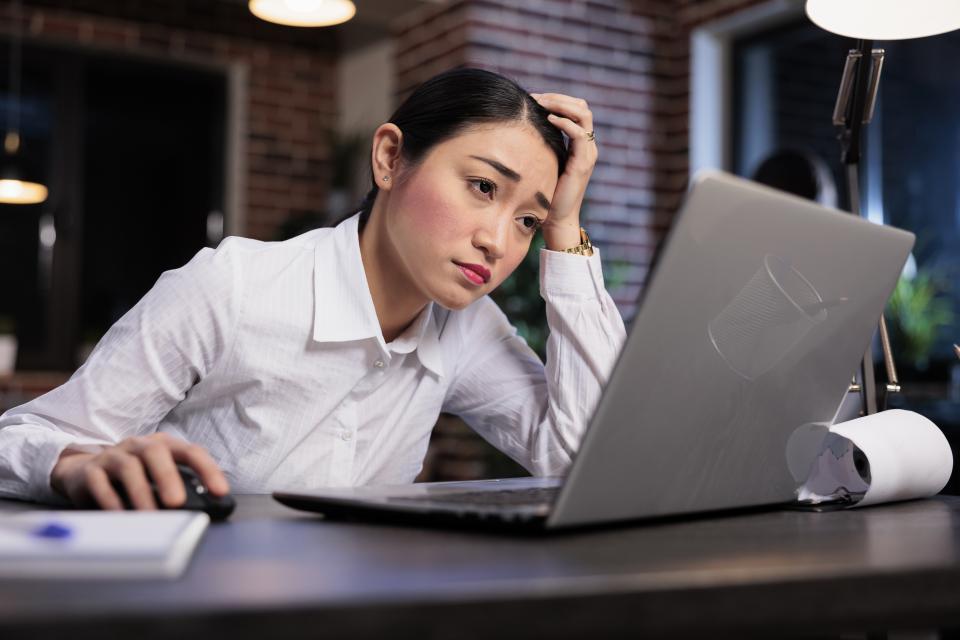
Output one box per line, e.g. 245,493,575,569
382,176,390,182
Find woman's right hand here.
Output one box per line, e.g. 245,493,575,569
50,432,230,510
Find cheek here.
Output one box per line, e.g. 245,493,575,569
397,177,464,241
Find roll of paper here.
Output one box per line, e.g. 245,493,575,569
795,409,953,507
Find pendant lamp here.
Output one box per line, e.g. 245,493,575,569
249,0,356,27
1,0,47,206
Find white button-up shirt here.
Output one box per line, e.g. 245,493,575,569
0,214,626,503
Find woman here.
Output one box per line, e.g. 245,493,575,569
0,68,626,510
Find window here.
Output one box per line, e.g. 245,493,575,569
732,19,960,384
0,43,227,370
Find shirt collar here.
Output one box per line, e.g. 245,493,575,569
311,213,445,378
390,301,445,377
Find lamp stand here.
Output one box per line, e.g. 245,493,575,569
834,39,901,415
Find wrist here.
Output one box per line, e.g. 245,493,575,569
542,221,582,252
50,449,94,498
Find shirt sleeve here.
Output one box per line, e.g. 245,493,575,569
0,239,244,503
442,248,627,477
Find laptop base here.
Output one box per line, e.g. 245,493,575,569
273,490,550,533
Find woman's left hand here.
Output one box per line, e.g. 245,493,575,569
530,92,599,251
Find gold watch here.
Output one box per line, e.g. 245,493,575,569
562,227,594,257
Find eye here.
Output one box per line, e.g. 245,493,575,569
516,215,543,234
468,178,497,200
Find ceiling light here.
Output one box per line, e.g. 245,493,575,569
248,0,356,27
0,178,48,205
1,0,48,206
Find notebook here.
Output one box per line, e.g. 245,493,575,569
0,510,209,579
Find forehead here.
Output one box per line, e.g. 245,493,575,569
430,123,559,184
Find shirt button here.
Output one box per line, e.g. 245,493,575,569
374,359,385,369
340,430,352,441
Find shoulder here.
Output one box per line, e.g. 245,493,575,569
176,227,332,287
196,227,330,267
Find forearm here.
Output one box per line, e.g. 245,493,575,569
529,249,626,473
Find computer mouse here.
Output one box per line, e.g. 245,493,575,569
114,463,236,521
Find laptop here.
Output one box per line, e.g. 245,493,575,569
273,170,915,531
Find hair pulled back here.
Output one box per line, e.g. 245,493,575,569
354,67,568,226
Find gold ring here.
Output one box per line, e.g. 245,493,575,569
585,130,596,142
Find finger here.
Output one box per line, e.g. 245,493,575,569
547,113,596,148
166,438,231,496
82,464,124,511
139,441,187,507
531,92,586,111
104,451,157,510
532,94,593,130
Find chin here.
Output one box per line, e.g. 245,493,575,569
432,286,482,311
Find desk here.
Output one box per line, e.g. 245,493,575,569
2,495,960,639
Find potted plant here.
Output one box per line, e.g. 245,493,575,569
887,270,955,374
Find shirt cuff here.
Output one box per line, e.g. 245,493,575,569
539,247,606,298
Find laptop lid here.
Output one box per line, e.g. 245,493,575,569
547,170,914,528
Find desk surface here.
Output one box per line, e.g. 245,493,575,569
2,494,960,639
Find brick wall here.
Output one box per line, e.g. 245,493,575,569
0,0,338,241
655,0,771,211
0,0,773,297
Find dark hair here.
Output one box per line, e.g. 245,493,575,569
353,67,568,226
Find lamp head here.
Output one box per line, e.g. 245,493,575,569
0,131,48,205
248,0,356,27
806,0,960,40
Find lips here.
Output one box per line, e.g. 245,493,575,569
454,261,491,285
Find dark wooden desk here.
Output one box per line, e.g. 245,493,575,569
2,494,960,639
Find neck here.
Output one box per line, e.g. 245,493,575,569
358,195,430,343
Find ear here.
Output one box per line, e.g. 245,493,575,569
371,123,403,191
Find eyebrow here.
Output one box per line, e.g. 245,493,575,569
469,155,552,213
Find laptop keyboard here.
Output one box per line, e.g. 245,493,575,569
388,486,559,508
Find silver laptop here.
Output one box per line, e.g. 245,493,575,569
273,170,915,531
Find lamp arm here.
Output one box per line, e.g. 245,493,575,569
839,39,875,166
834,39,900,414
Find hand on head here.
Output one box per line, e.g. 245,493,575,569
528,92,599,250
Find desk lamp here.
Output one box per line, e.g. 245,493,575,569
806,0,960,415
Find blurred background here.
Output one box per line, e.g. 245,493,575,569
1,0,959,488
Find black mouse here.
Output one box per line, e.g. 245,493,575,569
114,463,236,521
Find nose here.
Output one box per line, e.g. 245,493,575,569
472,212,509,260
